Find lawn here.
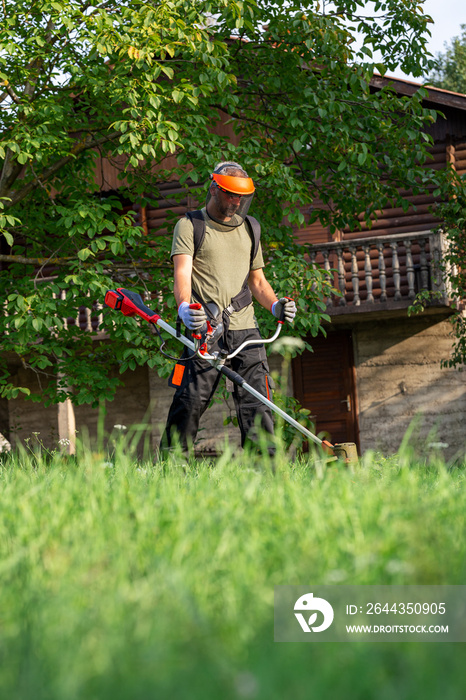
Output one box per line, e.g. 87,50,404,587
0,438,464,699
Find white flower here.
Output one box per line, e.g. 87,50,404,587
325,569,348,583
385,559,415,576
234,672,258,699
113,424,127,431
273,336,305,353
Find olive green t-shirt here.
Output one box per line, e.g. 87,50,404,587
171,208,264,331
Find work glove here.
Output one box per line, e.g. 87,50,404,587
178,301,207,331
271,297,297,324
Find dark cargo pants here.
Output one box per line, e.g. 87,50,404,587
161,328,274,453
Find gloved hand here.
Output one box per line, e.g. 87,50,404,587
178,301,207,331
271,297,297,323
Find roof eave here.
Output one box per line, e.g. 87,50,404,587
370,74,466,111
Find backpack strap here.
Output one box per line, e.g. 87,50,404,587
244,214,261,269
185,210,205,260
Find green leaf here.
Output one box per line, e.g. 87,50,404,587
161,65,174,79
77,248,92,261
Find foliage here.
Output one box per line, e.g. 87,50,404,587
406,287,444,316
427,23,466,94
406,166,466,369
0,443,465,698
0,0,443,404
414,20,466,364
433,174,466,368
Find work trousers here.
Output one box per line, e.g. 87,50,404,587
161,328,274,453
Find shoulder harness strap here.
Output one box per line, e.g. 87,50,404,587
244,214,261,268
185,210,205,260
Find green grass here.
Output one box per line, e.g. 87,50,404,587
0,438,465,700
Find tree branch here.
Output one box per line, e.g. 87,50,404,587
2,130,121,206
0,149,24,200
0,253,170,269
0,80,21,104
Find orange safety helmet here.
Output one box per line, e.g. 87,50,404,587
206,162,255,228
211,172,255,196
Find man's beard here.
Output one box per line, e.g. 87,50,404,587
219,200,240,218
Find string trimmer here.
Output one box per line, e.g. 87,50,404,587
104,288,353,459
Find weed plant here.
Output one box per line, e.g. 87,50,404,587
0,434,464,699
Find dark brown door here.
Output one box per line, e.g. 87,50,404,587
292,330,359,449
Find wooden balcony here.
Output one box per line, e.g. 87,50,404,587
307,230,456,321
6,230,455,335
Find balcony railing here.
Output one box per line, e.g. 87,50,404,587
53,289,105,332
308,230,456,314
3,230,455,335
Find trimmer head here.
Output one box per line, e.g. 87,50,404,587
332,442,359,466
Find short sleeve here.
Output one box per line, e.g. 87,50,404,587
171,217,195,260
251,240,264,270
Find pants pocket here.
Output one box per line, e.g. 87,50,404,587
168,362,186,389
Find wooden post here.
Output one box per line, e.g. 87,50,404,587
336,247,347,306
363,245,374,303
350,245,360,306
405,240,415,299
419,238,429,290
391,241,401,300
377,241,387,301
57,397,76,455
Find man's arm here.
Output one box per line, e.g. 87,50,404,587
248,267,297,323
173,254,193,307
248,267,278,310
173,253,207,330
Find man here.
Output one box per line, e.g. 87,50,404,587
161,161,296,453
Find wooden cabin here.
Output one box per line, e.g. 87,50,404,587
292,77,466,456
3,76,466,458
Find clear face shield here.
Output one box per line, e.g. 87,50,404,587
205,172,255,228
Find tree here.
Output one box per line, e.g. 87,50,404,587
426,173,466,371
0,0,443,406
427,24,466,94
423,26,466,369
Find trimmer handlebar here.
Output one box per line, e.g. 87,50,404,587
104,288,282,362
